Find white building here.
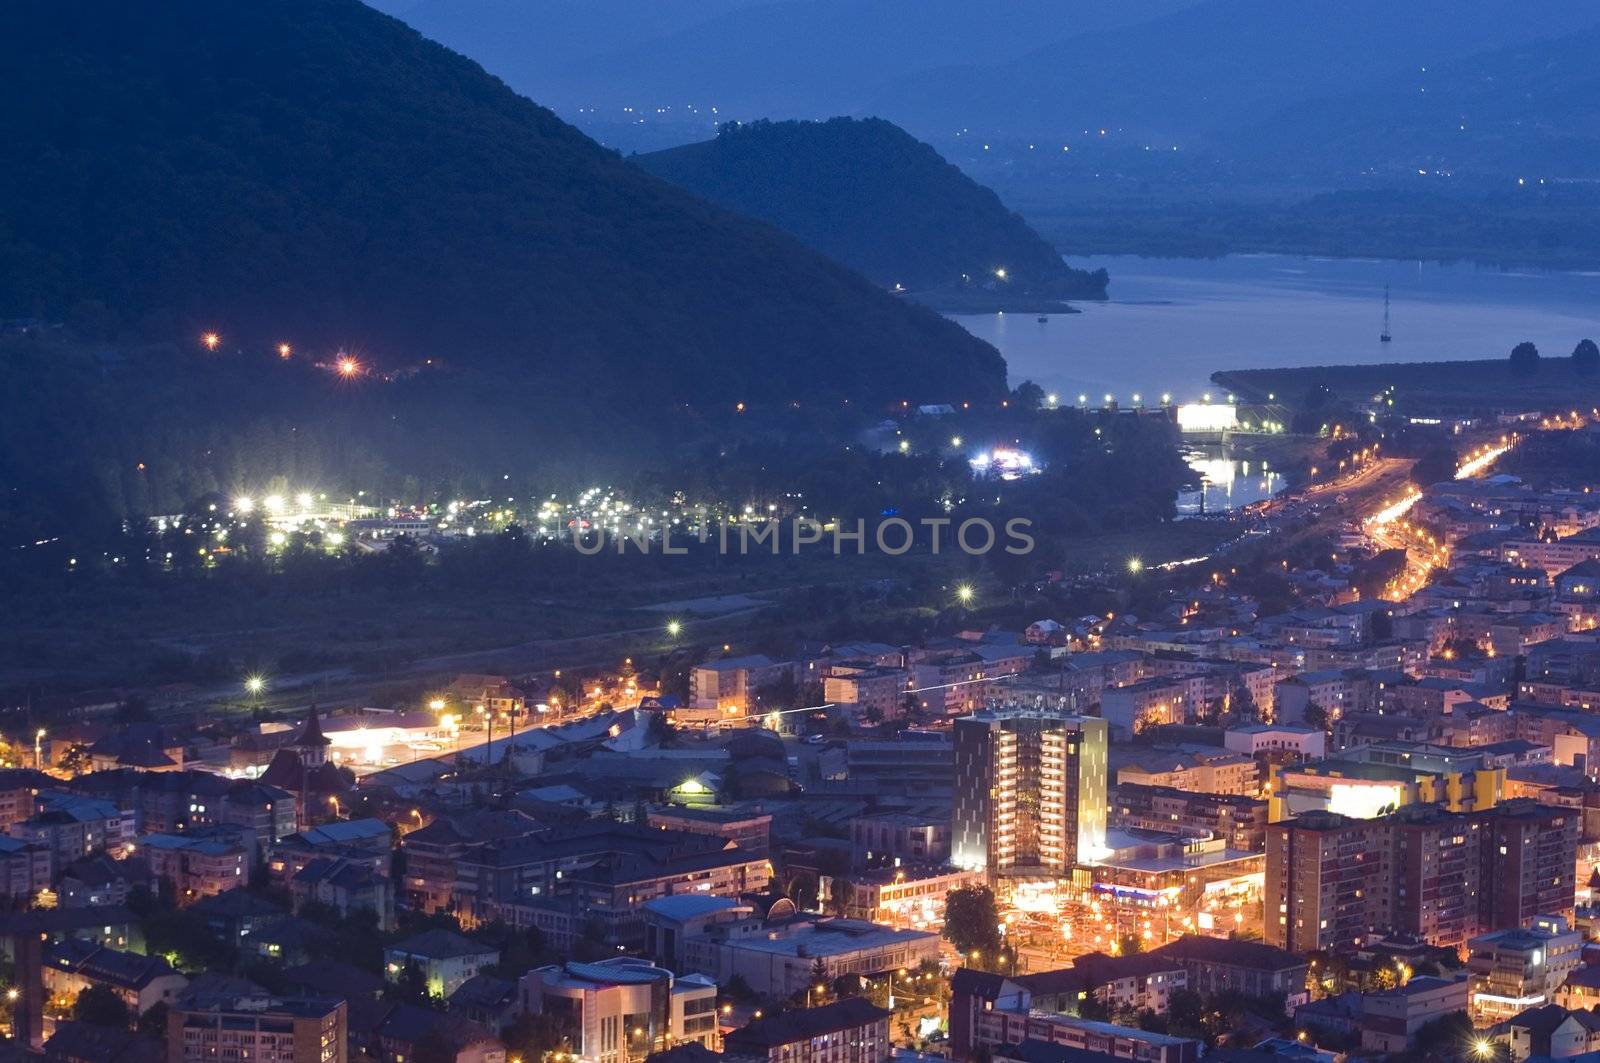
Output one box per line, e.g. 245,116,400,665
520,959,719,1063
680,916,940,998
1467,915,1583,1025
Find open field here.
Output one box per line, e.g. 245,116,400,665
1,518,1238,713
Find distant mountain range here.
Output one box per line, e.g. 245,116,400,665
636,118,1106,299
386,0,1197,119
0,0,1004,411
1227,24,1600,179
379,0,1600,183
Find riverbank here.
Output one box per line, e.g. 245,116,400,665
1213,359,1599,413
909,289,1083,315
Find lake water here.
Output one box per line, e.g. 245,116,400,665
949,254,1600,404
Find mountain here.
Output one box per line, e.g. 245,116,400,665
636,118,1106,299
1228,26,1600,179
868,0,1600,144
0,0,1004,416
384,0,1199,145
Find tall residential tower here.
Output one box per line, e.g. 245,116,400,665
951,704,1107,879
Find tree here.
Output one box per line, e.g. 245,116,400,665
136,1001,169,1039
412,1029,457,1063
1510,341,1540,377
1409,448,1458,488
787,871,819,910
942,886,1003,965
1303,701,1331,731
56,743,93,776
827,877,853,916
503,1011,570,1063
809,957,830,995
1012,380,1046,410
1575,338,1600,376
387,959,430,1004
72,984,130,1028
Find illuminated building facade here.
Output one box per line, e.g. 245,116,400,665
951,706,1107,878
1467,915,1582,1025
1265,799,1577,954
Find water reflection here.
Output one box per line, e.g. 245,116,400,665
1177,448,1282,516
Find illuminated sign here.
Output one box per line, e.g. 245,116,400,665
1326,781,1405,819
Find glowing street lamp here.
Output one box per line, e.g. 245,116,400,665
666,619,682,638
202,332,221,351
244,675,266,697
277,343,292,359
337,355,360,377
955,584,974,606
1127,557,1144,574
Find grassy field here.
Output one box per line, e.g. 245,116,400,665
2,519,1238,710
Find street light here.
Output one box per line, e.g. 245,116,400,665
1127,557,1143,574
245,675,265,697
955,584,974,605
666,619,682,638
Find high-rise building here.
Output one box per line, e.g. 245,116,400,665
951,705,1107,878
1264,810,1391,954
1266,799,1577,955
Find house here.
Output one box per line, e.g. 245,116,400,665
1146,937,1309,1004
1025,620,1069,647
377,1002,506,1063
384,929,500,999
290,856,395,930
42,940,187,1018
448,973,519,1029
190,888,286,943
56,854,149,909
1359,975,1470,1055
1504,1003,1600,1061
281,960,386,1003
41,1022,163,1063
248,917,324,966
87,724,184,773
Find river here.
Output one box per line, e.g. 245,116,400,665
948,253,1600,404
949,253,1600,513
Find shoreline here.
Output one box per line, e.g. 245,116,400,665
1213,358,1599,411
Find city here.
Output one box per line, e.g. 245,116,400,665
0,384,1596,1063
9,4,1600,1063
